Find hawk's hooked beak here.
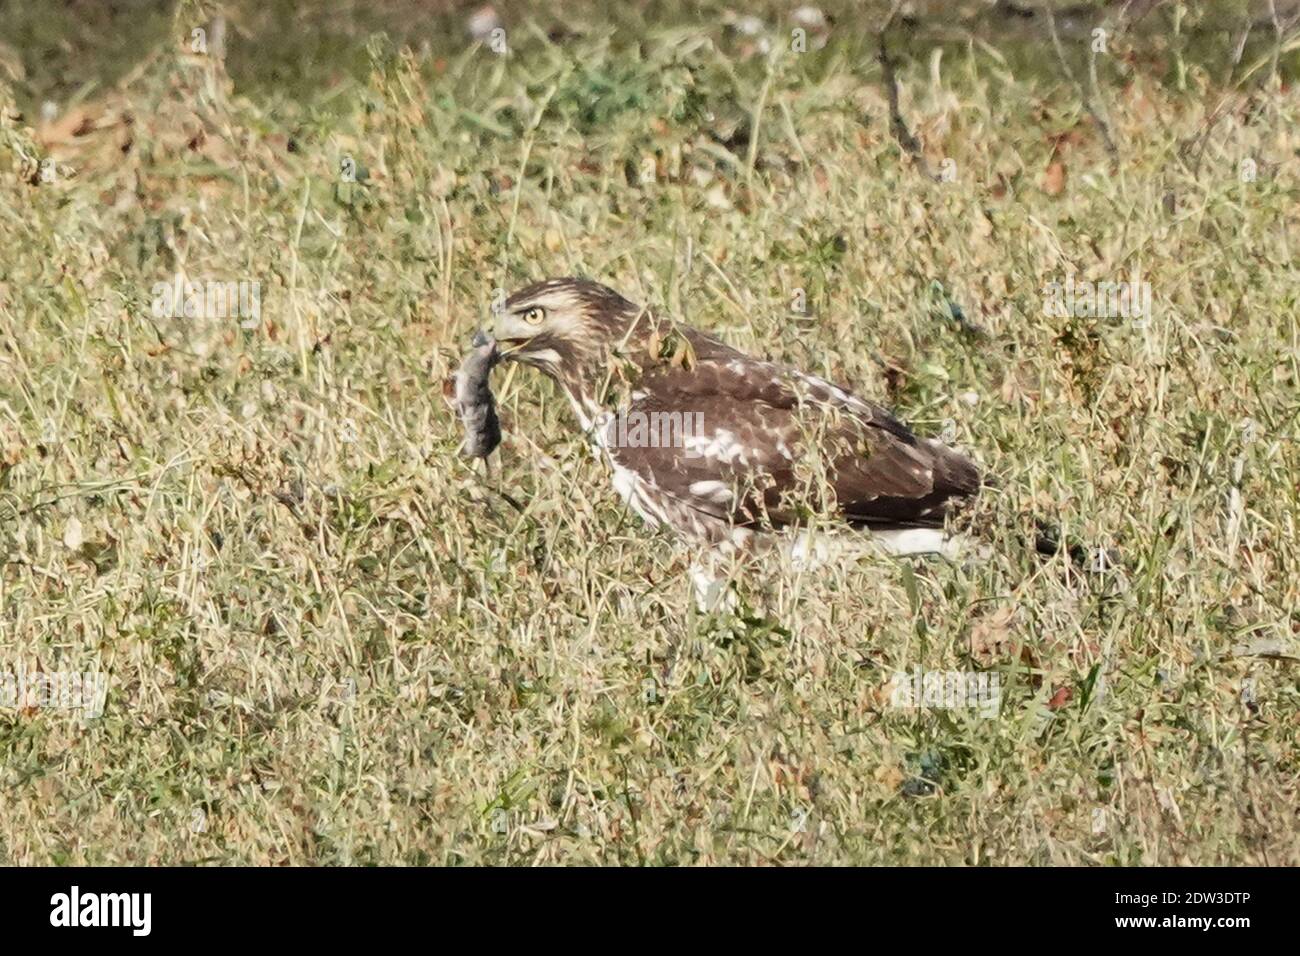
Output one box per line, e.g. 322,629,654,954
488,312,536,359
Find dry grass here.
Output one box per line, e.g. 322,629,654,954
0,1,1298,864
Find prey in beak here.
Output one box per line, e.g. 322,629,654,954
444,330,502,459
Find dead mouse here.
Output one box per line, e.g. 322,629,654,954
444,329,502,459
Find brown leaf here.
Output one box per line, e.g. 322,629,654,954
970,606,1016,666
1042,161,1067,196
1047,685,1073,711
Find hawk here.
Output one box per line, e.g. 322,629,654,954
489,277,982,604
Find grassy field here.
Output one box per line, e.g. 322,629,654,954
1,0,1298,865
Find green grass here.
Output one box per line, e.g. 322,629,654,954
0,0,1297,864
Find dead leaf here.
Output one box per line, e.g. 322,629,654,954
1042,161,1067,196
970,605,1016,666
63,517,84,551
1047,685,1073,711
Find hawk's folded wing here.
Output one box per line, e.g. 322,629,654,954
604,349,980,530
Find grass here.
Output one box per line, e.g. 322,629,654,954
0,0,1297,865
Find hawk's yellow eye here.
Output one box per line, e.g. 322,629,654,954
521,306,545,325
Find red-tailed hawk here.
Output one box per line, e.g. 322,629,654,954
490,277,981,603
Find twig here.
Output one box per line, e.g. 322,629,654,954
877,1,938,182
1046,7,1119,163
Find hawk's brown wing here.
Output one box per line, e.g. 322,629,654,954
606,350,980,530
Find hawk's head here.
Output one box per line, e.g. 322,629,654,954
490,278,642,382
